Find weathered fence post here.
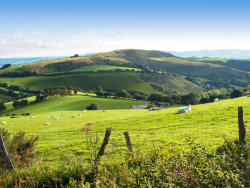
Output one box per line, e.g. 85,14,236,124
95,129,111,164
124,132,133,152
238,107,246,144
0,134,14,170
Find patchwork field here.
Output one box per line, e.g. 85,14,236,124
0,96,249,165
0,72,156,94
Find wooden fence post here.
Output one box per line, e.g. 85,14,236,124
0,134,14,170
95,129,111,164
238,107,246,144
124,132,133,152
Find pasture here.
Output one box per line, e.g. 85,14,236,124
70,65,140,72
0,96,249,165
0,72,156,95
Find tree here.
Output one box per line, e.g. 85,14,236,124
1,63,11,69
12,100,21,108
231,90,243,98
134,93,142,101
0,102,7,112
95,86,104,97
116,90,129,99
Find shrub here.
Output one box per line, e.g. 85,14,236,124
86,103,99,110
0,127,39,169
231,89,243,98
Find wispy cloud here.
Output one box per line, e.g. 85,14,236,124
1,26,250,57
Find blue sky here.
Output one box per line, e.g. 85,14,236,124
0,0,250,57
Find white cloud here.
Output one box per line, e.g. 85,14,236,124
0,27,250,57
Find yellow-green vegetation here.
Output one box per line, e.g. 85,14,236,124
70,65,140,72
0,72,155,94
0,64,23,74
21,56,93,73
4,95,149,114
1,96,249,164
187,57,229,63
151,57,206,66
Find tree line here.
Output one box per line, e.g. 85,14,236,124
94,85,250,106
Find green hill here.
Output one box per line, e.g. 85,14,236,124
4,95,151,115
0,96,249,164
0,49,248,99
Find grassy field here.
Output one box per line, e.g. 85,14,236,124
0,96,249,164
186,57,228,63
70,65,140,72
0,72,156,94
151,57,206,66
3,95,150,115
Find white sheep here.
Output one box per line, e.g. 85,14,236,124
53,117,59,120
60,114,65,116
214,98,219,102
44,123,50,125
178,108,188,114
78,114,82,116
82,110,86,113
30,116,35,118
187,104,192,112
102,110,107,112
1,121,6,124
51,115,55,118
71,116,76,118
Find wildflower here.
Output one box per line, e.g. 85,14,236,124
52,178,61,182
82,127,92,132
26,176,33,183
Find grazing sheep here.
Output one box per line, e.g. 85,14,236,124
102,110,107,112
51,115,55,118
53,117,59,120
214,98,219,102
78,114,82,116
187,104,192,112
82,110,86,113
85,122,93,125
30,116,35,118
60,114,65,116
178,108,188,114
71,116,76,118
1,121,6,124
44,123,50,125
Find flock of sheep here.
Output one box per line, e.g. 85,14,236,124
0,109,108,126
43,109,107,125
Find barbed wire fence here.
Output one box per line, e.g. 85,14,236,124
0,107,247,170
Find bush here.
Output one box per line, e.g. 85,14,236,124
231,89,243,98
86,103,99,110
0,128,39,168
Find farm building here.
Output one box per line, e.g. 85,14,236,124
129,103,166,110
130,104,148,109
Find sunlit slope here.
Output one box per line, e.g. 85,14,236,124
0,97,249,162
0,72,155,94
3,95,151,115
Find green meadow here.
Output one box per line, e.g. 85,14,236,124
0,96,249,164
0,72,156,94
70,65,140,72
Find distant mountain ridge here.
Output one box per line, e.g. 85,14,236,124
0,56,66,66
168,49,250,59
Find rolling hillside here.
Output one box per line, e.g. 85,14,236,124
0,49,249,99
1,96,249,164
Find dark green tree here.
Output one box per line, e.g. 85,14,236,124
231,90,243,98
0,102,7,112
95,85,104,97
